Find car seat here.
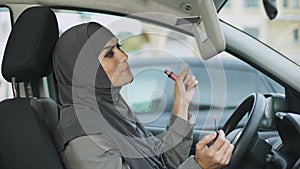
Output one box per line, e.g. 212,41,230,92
0,6,64,169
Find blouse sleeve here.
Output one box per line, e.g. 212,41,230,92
152,113,196,169
178,156,202,169
60,135,131,169
61,115,199,169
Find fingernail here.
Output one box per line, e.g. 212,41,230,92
211,131,217,136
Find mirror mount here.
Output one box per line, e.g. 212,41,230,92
262,0,278,20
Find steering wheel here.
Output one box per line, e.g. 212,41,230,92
222,93,266,169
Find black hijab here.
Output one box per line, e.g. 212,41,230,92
53,22,166,169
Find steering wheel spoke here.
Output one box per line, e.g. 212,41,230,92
226,128,243,145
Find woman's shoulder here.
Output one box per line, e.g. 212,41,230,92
70,134,121,155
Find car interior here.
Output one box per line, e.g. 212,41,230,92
0,6,64,169
0,0,300,169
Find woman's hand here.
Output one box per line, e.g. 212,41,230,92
195,130,234,169
172,66,198,121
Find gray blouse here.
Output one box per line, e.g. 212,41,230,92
60,114,202,169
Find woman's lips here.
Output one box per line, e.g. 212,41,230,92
121,66,130,73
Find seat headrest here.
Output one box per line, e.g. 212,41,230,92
2,6,58,83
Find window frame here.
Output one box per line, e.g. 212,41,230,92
244,27,260,39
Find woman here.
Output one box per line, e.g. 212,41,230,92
53,22,234,169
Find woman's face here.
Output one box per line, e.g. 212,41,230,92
98,37,133,87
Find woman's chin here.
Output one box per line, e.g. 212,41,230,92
112,75,134,87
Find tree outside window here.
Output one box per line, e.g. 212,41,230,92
283,0,288,7
294,29,299,42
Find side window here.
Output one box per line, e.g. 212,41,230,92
53,9,197,59
292,0,299,8
244,0,259,8
0,7,12,101
225,0,231,8
244,27,260,39
53,9,284,129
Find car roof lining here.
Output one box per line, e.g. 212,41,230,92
2,0,193,17
1,0,228,16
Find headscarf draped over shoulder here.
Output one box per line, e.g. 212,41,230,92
53,22,166,169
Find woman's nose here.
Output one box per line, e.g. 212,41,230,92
118,49,128,62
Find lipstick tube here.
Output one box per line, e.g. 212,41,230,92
164,70,178,81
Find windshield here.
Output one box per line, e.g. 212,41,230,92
219,0,300,66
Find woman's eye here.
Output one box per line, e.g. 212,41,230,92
105,50,114,58
104,44,122,58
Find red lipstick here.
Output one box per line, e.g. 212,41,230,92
164,70,178,81
213,115,219,141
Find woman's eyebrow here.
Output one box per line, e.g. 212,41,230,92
103,39,118,50
103,45,115,50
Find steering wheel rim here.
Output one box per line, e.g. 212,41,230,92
222,93,266,169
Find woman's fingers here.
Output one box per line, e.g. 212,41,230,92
221,144,234,165
187,78,198,89
195,131,234,169
197,132,217,150
217,138,231,156
172,66,198,117
210,130,226,150
187,75,195,85
178,66,189,82
183,74,191,85
179,68,198,90
208,130,234,165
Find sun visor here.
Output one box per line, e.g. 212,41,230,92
114,0,225,60
176,0,225,60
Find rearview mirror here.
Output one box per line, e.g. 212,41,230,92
262,0,278,20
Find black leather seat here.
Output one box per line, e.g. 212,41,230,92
0,6,64,169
